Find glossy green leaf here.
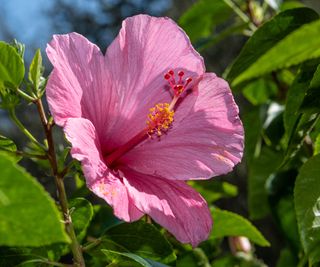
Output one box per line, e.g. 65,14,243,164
233,19,320,85
0,42,25,91
0,153,69,246
179,0,232,42
248,148,283,219
28,49,42,93
294,154,320,264
210,208,270,246
69,197,93,240
226,8,318,85
102,250,170,267
88,220,175,264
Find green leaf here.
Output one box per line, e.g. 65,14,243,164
88,221,176,264
248,148,283,219
300,64,320,113
314,134,320,155
210,208,270,246
294,154,320,264
280,1,305,11
176,249,210,267
284,61,319,143
102,250,170,267
69,197,93,240
0,153,70,246
276,248,297,267
0,135,17,152
233,19,320,86
0,42,25,91
28,49,42,93
242,79,277,105
242,106,265,164
189,180,238,203
226,8,319,85
179,0,232,42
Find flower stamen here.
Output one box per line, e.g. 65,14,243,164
164,69,192,96
147,103,174,136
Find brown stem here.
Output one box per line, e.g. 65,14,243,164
35,99,86,267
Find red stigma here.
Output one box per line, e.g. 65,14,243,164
164,69,193,96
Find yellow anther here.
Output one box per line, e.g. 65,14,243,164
146,103,174,136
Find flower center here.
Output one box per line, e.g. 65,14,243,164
147,103,174,136
105,69,193,167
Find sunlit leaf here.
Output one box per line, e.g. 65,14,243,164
226,8,318,86
0,153,70,246
210,208,270,246
232,19,320,85
28,49,43,93
0,42,25,92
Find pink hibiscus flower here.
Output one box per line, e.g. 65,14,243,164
46,14,244,247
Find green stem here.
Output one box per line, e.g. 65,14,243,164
17,88,35,102
222,0,257,31
55,175,86,267
0,148,47,160
9,108,45,150
35,98,86,267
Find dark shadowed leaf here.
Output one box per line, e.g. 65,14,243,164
87,220,175,264
248,148,283,219
102,250,170,267
179,0,232,42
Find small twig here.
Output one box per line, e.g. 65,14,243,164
223,0,257,31
8,108,45,150
0,148,47,160
35,98,86,267
17,88,35,102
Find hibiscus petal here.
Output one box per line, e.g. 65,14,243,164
64,117,143,221
121,73,244,180
121,168,212,247
102,14,205,152
46,33,118,140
